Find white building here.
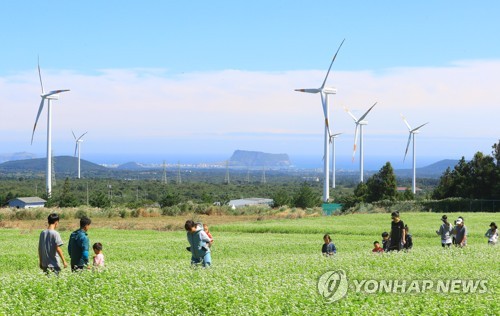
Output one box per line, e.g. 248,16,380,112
228,198,274,209
8,197,46,209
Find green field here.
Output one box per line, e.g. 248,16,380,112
0,213,498,315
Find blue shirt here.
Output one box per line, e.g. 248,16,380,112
68,229,89,267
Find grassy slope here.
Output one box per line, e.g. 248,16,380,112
0,213,498,315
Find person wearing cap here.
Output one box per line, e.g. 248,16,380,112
436,215,453,247
485,222,498,245
454,217,467,247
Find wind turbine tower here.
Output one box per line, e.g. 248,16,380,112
72,131,87,179
345,102,377,183
329,133,342,188
295,39,345,202
402,115,429,194
31,58,70,197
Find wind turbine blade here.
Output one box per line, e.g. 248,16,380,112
358,102,377,122
403,133,412,162
294,88,320,94
321,38,345,89
412,122,429,132
344,106,358,122
74,143,78,157
401,114,411,131
352,125,359,162
37,56,44,94
77,131,88,141
45,89,70,96
72,130,76,140
31,99,45,144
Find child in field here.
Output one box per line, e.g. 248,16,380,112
372,241,384,253
203,223,214,247
436,215,453,247
92,242,105,269
322,234,337,256
485,222,498,245
38,213,68,275
381,232,390,252
185,220,211,267
403,225,413,251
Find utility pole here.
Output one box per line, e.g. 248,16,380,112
177,161,182,185
162,160,167,184
261,166,267,184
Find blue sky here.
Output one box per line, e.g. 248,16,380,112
1,1,499,168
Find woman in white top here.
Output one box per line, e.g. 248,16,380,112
485,222,498,245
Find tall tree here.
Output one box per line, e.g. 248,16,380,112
365,162,397,202
293,183,320,209
492,139,500,167
58,178,78,207
433,148,500,199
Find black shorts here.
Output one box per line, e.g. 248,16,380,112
388,242,403,251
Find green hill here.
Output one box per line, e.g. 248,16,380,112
0,156,110,177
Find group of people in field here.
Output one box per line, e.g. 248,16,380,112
38,211,496,272
436,215,498,247
38,213,104,275
322,211,498,256
38,214,215,274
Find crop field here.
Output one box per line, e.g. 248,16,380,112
0,212,498,315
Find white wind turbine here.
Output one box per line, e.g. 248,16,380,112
329,133,342,188
30,58,70,198
73,131,88,179
344,102,377,183
402,115,428,194
295,39,345,203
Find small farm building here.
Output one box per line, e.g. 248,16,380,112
8,197,47,209
228,198,274,209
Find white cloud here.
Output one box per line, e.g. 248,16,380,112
0,60,498,163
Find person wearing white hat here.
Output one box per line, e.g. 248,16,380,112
454,217,467,247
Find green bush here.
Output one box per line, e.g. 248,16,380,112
162,206,181,216
74,209,88,219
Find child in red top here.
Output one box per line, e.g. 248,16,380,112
372,241,384,253
203,224,214,247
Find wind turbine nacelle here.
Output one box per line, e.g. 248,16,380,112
323,87,337,94
359,120,368,125
43,94,60,100
412,130,420,134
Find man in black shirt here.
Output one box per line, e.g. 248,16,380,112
388,211,405,251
